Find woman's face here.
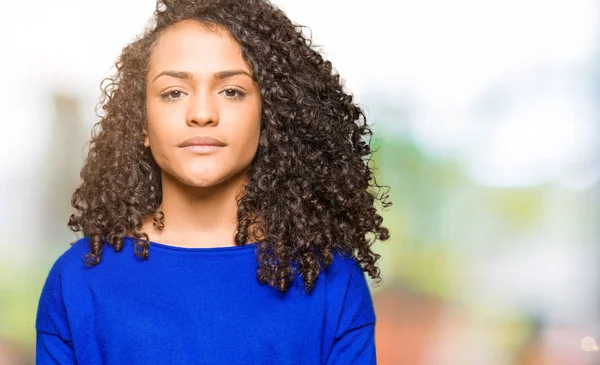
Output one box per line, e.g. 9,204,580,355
144,20,262,188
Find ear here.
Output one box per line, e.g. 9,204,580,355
143,125,150,148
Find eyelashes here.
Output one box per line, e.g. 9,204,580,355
160,89,184,101
159,87,247,102
220,87,246,100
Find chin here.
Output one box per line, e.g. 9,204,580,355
180,174,223,188
174,163,220,184
169,164,248,189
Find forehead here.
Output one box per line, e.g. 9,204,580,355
148,20,250,77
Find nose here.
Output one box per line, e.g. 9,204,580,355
186,89,218,126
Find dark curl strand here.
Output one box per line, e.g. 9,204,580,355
68,0,392,293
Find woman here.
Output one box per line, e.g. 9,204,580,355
36,0,391,363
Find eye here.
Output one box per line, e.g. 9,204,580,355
221,87,246,100
160,89,186,101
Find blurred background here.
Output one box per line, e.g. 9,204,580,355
0,0,598,364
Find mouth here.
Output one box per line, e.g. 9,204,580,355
181,145,224,154
178,136,227,148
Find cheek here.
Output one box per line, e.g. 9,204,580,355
147,123,165,151
239,118,261,155
145,121,173,165
223,104,261,152
146,102,176,145
245,102,262,146
149,139,171,167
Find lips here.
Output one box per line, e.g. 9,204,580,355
178,136,226,147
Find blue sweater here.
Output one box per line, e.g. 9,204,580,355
36,236,377,364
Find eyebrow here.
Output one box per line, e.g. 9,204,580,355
152,69,252,83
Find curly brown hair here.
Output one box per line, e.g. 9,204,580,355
68,0,391,293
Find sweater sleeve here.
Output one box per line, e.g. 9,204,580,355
325,256,377,365
326,322,376,364
35,258,77,364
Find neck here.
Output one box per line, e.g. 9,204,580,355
141,168,250,248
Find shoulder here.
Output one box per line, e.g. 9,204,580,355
320,249,375,308
322,249,368,287
48,236,93,274
36,237,92,335
43,236,128,285
320,250,377,336
37,237,94,306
